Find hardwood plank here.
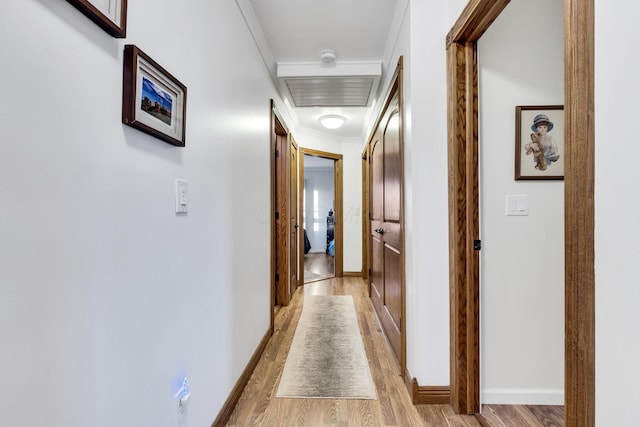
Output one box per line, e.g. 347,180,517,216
527,405,564,427
224,276,565,427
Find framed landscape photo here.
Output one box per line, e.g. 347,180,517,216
66,0,127,38
122,45,187,147
515,105,564,180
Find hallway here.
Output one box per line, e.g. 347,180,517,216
226,277,563,426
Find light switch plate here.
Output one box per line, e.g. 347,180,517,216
506,194,528,216
176,179,188,213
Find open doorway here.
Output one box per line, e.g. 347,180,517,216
302,154,334,282
446,0,594,424
300,148,344,283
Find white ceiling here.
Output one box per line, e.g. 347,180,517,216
240,0,401,140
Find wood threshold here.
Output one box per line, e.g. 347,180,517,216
211,327,272,427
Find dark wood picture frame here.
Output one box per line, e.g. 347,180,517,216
515,105,564,180
66,0,127,38
122,45,187,147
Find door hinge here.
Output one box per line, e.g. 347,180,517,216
473,239,482,250
368,268,371,276
275,212,279,220
275,273,280,282
275,149,280,158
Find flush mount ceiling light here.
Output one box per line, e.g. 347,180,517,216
319,115,346,129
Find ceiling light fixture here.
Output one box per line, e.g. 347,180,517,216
319,115,346,130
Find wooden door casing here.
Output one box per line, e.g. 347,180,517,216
271,102,293,309
289,137,299,296
446,1,595,423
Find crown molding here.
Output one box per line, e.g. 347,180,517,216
235,0,277,81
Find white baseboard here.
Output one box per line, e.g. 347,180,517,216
482,388,564,405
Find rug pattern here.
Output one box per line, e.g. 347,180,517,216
276,295,377,399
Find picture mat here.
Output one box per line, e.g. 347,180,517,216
88,0,120,24
134,57,184,140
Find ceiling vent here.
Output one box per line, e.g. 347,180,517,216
277,62,381,108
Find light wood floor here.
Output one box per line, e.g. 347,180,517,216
227,277,563,426
303,252,334,283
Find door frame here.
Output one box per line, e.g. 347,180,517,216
270,100,294,331
361,147,370,281
299,147,344,278
446,1,594,425
289,136,300,294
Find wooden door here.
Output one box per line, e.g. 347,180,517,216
272,103,292,308
289,137,299,295
370,88,403,367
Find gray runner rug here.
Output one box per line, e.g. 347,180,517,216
276,295,377,399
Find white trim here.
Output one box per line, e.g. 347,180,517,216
234,0,276,79
482,388,564,405
277,62,381,78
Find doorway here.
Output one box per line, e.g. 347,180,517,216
299,147,344,283
301,154,335,283
446,1,594,424
271,101,297,319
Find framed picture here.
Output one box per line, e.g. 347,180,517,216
122,45,187,147
66,0,127,38
515,105,564,180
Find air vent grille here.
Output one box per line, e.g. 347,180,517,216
284,77,374,107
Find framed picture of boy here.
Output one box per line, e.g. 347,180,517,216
515,105,564,180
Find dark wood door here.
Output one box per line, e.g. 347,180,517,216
370,94,403,363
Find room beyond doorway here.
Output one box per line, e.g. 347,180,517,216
300,148,344,283
302,153,335,283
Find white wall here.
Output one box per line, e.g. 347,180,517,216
402,1,451,385
303,167,334,253
0,1,278,426
595,1,640,423
477,0,564,405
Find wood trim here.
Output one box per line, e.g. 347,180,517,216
334,158,344,277
299,147,344,277
343,271,362,278
361,148,370,281
269,100,276,331
211,328,272,427
564,0,595,425
297,141,304,289
446,40,480,415
446,0,595,424
404,370,451,405
271,102,291,311
397,56,407,381
446,0,510,47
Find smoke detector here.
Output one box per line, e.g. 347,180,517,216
320,49,336,64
